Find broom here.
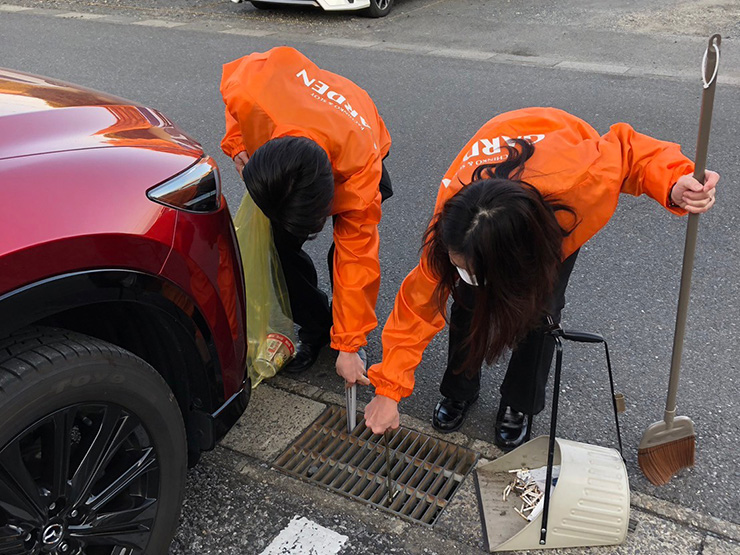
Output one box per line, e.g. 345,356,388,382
638,34,721,486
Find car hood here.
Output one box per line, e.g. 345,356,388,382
0,68,202,160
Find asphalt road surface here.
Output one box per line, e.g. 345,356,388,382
1,0,738,535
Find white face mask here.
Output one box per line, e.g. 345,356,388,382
455,265,479,287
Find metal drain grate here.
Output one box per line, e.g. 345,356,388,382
274,405,478,526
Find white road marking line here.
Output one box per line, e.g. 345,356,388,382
317,37,381,48
719,75,740,87
132,19,186,28
221,27,275,37
429,48,493,61
0,4,32,11
259,516,348,555
492,53,561,67
555,60,630,75
374,42,433,54
56,12,107,20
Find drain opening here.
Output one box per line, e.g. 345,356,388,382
274,405,478,526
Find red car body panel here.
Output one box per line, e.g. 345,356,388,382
0,68,247,403
0,148,181,290
163,209,247,394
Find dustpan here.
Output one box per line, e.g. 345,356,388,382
476,327,630,551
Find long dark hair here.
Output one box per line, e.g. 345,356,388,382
424,139,578,375
243,136,334,240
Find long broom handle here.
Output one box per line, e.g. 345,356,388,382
664,34,721,425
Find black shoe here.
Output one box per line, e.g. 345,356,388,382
494,405,530,451
284,342,323,374
432,395,478,433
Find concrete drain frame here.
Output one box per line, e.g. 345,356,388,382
273,405,479,527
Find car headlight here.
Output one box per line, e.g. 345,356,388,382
147,156,221,213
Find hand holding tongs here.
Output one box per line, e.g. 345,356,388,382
344,349,367,434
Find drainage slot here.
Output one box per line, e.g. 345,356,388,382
273,405,478,526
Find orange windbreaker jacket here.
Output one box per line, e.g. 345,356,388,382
220,47,392,353
368,107,693,402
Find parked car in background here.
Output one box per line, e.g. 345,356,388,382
0,69,249,554
234,0,394,18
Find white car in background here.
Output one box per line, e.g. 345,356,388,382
233,0,394,18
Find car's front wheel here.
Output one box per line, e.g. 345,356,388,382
0,328,187,555
362,0,393,18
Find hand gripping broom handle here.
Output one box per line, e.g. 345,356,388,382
664,34,721,426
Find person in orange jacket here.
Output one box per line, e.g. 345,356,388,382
221,47,392,377
356,107,718,451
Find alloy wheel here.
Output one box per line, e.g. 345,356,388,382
0,404,159,555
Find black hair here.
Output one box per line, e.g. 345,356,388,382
424,139,578,375
242,136,334,240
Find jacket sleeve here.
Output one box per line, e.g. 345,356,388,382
368,248,448,402
330,184,382,353
602,123,694,215
221,106,245,160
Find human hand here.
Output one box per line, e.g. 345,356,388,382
364,394,400,434
336,351,371,386
233,150,249,174
671,170,719,214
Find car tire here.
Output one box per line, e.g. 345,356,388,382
361,0,393,18
0,327,187,555
251,1,276,9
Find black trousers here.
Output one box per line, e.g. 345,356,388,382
271,162,393,347
439,250,579,415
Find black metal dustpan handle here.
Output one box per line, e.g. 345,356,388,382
559,329,624,456
539,326,623,546
539,330,563,546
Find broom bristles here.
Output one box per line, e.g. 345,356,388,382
638,435,695,486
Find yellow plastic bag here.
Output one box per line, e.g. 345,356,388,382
233,193,296,388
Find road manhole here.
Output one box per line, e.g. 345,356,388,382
273,405,478,526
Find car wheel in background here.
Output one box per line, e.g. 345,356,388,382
0,328,187,555
251,1,276,9
362,0,393,18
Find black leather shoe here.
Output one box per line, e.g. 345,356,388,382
432,395,478,433
494,405,530,451
284,342,323,374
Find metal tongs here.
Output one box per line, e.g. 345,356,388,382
344,349,365,433
343,351,397,503
383,429,399,504
345,384,356,433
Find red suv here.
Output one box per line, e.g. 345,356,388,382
0,69,249,554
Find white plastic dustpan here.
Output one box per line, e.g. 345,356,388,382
476,435,629,552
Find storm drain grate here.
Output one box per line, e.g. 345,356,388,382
273,405,478,526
